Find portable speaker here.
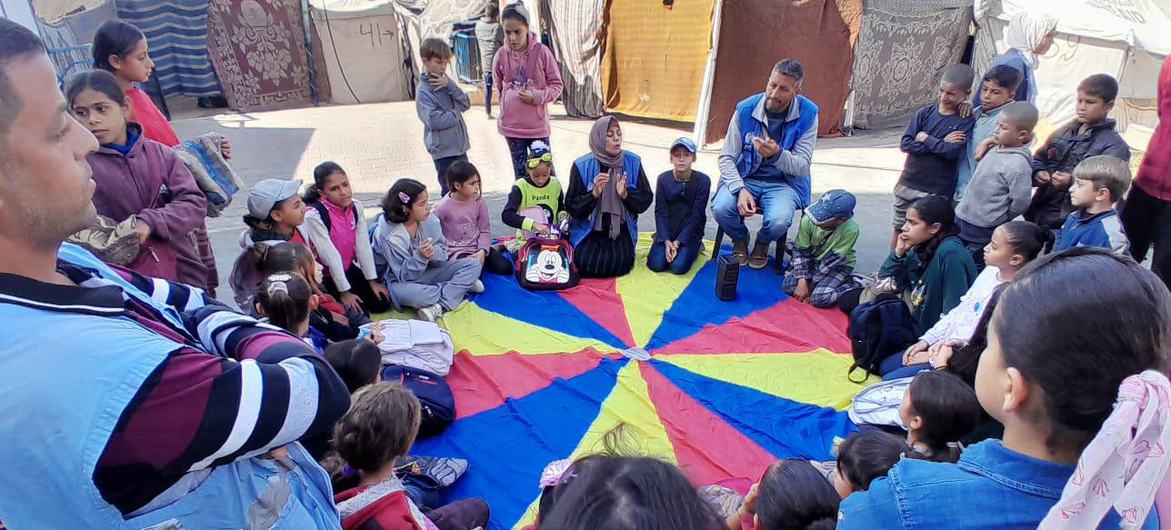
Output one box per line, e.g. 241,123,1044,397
715,254,740,301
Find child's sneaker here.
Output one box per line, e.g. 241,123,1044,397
417,304,445,322
470,279,485,294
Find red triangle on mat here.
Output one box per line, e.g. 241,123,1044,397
640,361,777,487
558,278,636,348
654,299,851,355
447,349,619,419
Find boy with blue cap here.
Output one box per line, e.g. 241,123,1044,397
648,137,711,274
783,189,861,307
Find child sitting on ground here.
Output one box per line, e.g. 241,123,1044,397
501,140,564,251
416,38,471,196
892,64,976,249
900,221,1048,375
332,383,489,530
648,137,711,275
263,242,367,341
1025,74,1131,235
254,272,326,353
833,430,913,499
324,339,383,394
1055,155,1132,254
954,65,1023,201
784,189,861,308
372,179,483,322
540,455,722,530
731,459,840,530
955,101,1038,267
899,370,982,462
303,161,391,314
434,160,514,275
230,178,308,308
840,248,1170,528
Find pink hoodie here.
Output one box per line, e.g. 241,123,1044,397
493,31,564,139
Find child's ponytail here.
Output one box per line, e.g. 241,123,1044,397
999,220,1049,262
255,272,313,334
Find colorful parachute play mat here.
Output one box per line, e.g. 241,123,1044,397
398,236,874,530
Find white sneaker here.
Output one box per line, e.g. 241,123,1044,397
417,304,444,322
470,279,485,294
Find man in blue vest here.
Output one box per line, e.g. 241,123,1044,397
713,58,818,269
0,19,349,528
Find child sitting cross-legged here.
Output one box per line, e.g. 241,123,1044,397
331,383,489,530
371,178,483,322
783,189,861,308
434,160,514,275
1055,155,1132,254
898,370,983,462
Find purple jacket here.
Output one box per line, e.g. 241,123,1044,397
88,124,209,287
494,32,563,139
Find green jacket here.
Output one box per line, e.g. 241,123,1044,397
879,235,977,336
795,216,859,268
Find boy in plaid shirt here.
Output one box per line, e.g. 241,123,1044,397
784,189,861,308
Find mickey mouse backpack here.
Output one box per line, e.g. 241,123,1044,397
515,219,579,291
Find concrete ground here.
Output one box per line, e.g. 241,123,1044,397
172,100,906,296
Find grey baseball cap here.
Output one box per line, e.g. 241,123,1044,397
247,179,303,219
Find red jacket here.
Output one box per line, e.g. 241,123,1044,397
335,483,425,530
1136,55,1171,200
88,124,209,287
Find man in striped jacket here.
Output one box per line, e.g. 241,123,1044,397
0,19,350,529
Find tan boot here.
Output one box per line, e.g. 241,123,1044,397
731,240,749,265
748,240,770,269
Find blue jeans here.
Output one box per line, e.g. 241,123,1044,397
646,240,701,274
433,153,468,196
712,179,801,243
484,72,494,114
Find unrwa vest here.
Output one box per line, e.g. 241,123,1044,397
0,243,340,529
734,93,818,207
570,151,642,247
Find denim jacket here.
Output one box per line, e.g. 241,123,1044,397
838,440,1158,529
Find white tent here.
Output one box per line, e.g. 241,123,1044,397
308,0,412,105
973,0,1171,133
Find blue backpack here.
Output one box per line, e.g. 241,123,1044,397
847,294,917,382
381,364,455,438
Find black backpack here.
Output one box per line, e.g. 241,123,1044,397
380,364,456,438
846,294,917,382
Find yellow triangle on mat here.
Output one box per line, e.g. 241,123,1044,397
617,234,711,348
510,361,677,530
657,352,878,410
441,302,616,356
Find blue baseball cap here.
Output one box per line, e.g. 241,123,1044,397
670,137,697,154
805,189,856,225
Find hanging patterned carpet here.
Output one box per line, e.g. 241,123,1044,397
401,236,873,530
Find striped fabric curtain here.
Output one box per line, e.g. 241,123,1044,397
116,0,223,98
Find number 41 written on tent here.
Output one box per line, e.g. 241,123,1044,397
360,23,396,48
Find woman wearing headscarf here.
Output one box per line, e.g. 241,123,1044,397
974,11,1058,105
566,116,654,277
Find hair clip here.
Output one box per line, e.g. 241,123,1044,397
266,281,289,296
398,191,411,204
538,459,573,488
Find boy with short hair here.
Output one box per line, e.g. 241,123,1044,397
955,65,1023,201
648,137,711,275
955,101,1038,266
784,189,861,308
1055,155,1132,254
416,38,471,196
893,64,977,248
1025,74,1131,233
501,140,564,250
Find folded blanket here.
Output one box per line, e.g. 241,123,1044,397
176,132,242,217
66,215,141,266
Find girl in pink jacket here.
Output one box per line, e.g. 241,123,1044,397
494,2,564,180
